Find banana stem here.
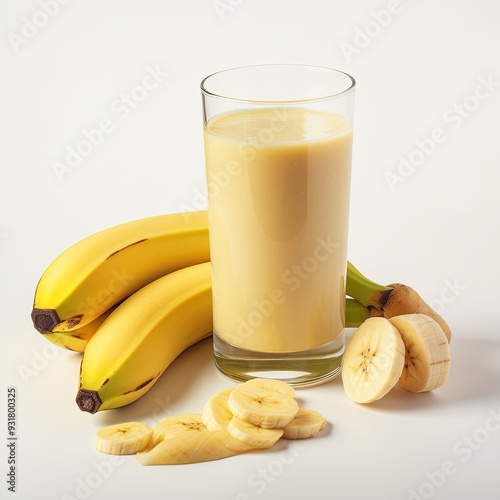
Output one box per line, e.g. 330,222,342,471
346,262,452,342
345,298,370,328
76,389,102,414
346,261,392,309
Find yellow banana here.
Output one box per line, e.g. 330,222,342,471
76,262,212,413
31,211,209,333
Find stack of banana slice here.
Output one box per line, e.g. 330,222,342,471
95,379,327,465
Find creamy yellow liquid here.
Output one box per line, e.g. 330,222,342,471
204,107,352,353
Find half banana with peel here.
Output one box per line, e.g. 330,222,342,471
31,211,210,334
96,379,328,465
76,262,213,413
346,262,452,342
341,313,451,404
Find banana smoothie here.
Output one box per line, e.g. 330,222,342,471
204,107,353,353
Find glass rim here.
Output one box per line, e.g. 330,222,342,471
200,64,356,104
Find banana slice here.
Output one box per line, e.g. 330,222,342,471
282,408,327,440
388,314,450,393
227,416,283,449
228,385,299,429
96,422,153,455
152,414,208,446
137,429,246,465
244,378,295,397
341,317,405,404
202,388,234,431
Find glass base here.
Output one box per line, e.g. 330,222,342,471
213,330,345,387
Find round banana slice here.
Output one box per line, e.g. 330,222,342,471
227,416,283,449
341,317,405,404
228,385,299,429
388,314,451,393
202,388,234,431
244,378,295,398
152,413,208,446
282,408,327,440
96,421,153,455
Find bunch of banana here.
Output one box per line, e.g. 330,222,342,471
30,209,452,413
29,211,211,413
95,378,327,465
31,210,210,335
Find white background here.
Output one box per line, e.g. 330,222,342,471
1,1,500,499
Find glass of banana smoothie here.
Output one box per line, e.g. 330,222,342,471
201,64,355,386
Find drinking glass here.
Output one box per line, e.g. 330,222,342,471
201,64,355,386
